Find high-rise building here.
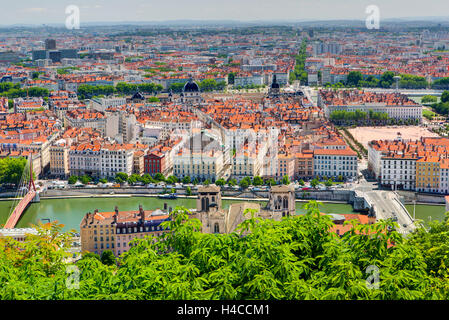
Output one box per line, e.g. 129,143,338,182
45,39,56,50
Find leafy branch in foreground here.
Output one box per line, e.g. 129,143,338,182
1,202,449,300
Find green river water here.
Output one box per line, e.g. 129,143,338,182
0,197,445,232
0,197,359,232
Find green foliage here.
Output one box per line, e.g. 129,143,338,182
239,177,251,189
186,186,192,196
299,179,305,186
115,172,128,184
346,71,363,87
80,175,92,185
182,176,191,184
77,82,162,99
432,78,449,90
282,175,290,185
0,157,27,186
252,176,263,186
153,173,165,182
291,39,308,85
215,178,226,186
3,205,449,299
442,91,449,103
68,176,78,185
310,178,319,189
166,175,178,184
100,250,116,266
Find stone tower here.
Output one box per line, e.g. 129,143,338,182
195,184,225,234
266,184,296,219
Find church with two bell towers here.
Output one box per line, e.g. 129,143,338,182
193,184,296,234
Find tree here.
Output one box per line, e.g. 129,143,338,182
68,175,78,185
100,250,116,266
442,91,449,104
282,175,290,185
324,179,333,187
265,178,277,186
182,176,191,184
186,186,192,196
299,179,305,186
310,178,319,189
215,178,226,186
379,71,395,88
203,179,210,186
422,95,438,104
252,176,263,186
82,252,100,261
115,172,129,184
192,177,199,185
1,205,448,300
127,174,141,185
0,157,27,186
80,175,92,185
154,173,165,182
239,178,249,189
346,71,363,87
227,178,237,186
166,175,178,184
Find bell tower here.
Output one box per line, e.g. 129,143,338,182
267,184,296,220
195,184,224,234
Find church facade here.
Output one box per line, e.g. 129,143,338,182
192,184,296,234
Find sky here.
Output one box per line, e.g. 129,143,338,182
2,0,449,25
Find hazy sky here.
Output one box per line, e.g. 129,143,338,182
3,0,449,25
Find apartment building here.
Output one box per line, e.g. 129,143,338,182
65,110,107,136
416,157,440,193
277,154,295,180
80,205,170,256
174,149,224,182
369,137,449,193
232,150,261,180
50,140,70,178
100,144,134,178
318,90,423,122
313,148,358,179
295,151,314,179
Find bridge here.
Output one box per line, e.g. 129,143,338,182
4,157,39,229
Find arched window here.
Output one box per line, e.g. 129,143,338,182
283,196,288,209
201,197,206,211
214,223,220,234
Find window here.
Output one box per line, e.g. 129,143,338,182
214,223,220,234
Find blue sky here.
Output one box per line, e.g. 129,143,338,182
3,0,449,25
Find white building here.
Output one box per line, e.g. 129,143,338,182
313,148,358,179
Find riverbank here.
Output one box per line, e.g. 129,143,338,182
0,197,359,231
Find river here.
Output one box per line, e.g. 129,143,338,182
0,197,359,232
0,197,445,232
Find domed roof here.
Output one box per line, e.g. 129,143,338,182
183,79,200,92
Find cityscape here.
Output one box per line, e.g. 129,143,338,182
2,0,449,306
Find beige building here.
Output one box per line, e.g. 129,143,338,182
193,184,296,234
50,140,70,178
80,205,170,256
